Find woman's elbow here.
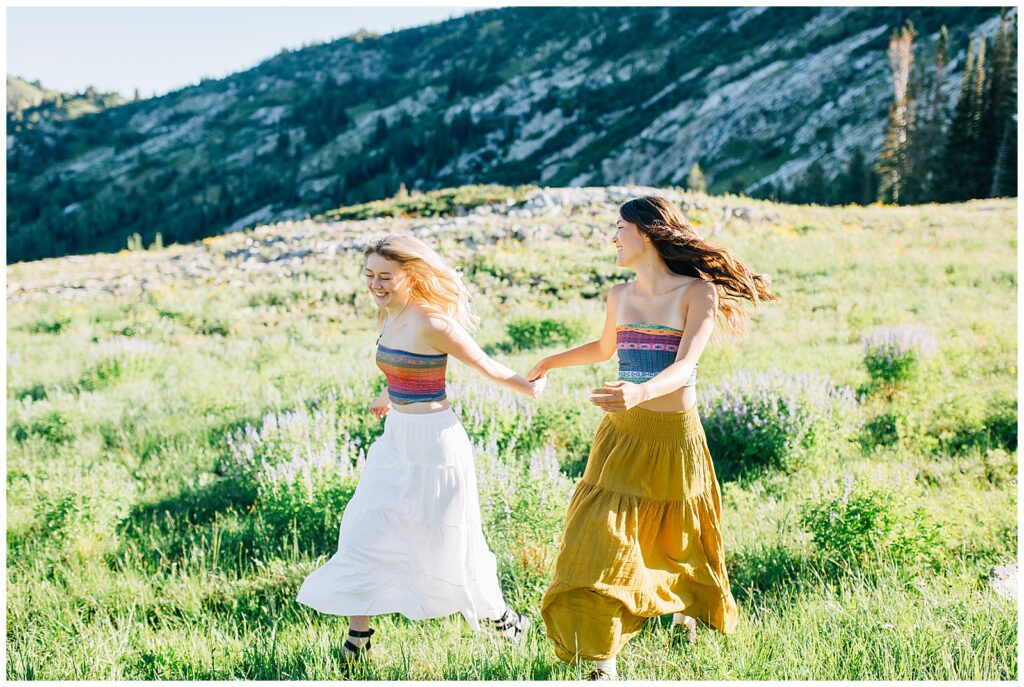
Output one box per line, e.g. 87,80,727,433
474,357,504,380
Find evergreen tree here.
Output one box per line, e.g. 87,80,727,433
803,160,829,204
843,147,876,204
986,11,1017,197
908,26,948,202
941,37,978,201
876,21,917,204
373,115,389,145
686,162,706,193
275,130,291,157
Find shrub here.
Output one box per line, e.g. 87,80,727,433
701,370,860,479
29,314,72,334
21,408,78,445
79,357,123,391
800,476,942,576
504,316,586,352
199,317,232,337
859,410,901,450
861,325,937,387
30,462,136,561
938,395,1018,455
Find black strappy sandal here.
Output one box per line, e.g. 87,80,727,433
492,608,531,645
341,627,375,662
587,667,617,681
670,613,698,645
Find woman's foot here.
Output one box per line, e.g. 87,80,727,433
587,658,618,680
341,628,375,662
671,613,698,645
492,607,530,645
587,667,617,681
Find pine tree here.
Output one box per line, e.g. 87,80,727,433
373,115,389,145
685,163,706,193
844,147,876,204
941,36,980,201
803,160,829,204
909,26,948,202
986,10,1018,197
876,21,917,204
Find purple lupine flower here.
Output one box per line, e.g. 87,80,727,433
861,325,937,364
700,369,858,474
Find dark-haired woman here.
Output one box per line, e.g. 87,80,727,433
528,196,778,680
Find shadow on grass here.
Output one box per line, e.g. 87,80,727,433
727,541,814,605
122,476,258,536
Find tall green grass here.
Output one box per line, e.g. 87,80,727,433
5,193,1017,679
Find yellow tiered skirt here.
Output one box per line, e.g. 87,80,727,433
541,405,738,662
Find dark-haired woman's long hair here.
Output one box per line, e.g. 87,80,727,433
619,195,778,335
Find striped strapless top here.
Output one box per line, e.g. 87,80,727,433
616,323,697,387
376,344,448,405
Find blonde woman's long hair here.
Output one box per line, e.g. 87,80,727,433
364,234,480,331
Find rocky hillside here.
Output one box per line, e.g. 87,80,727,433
7,74,126,132
6,6,1007,263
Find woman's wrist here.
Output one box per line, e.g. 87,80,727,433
637,382,653,403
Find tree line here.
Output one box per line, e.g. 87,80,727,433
749,11,1017,205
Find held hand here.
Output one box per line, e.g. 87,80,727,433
369,394,391,419
526,359,549,382
529,376,547,399
589,380,648,412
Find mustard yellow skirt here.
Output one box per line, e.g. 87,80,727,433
541,405,738,663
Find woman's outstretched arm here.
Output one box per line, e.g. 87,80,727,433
527,283,623,380
420,313,541,398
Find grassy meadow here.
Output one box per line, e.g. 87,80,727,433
5,187,1018,679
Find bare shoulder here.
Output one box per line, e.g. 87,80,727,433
686,278,718,305
410,305,459,340
608,281,631,301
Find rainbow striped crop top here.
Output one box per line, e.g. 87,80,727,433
376,345,448,405
616,323,697,387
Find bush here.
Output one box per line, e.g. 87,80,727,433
18,408,79,445
861,325,936,388
504,316,586,352
800,477,942,576
859,410,901,450
78,357,124,391
902,391,1019,457
938,395,1018,455
701,370,860,480
199,317,232,337
29,314,72,334
29,462,136,562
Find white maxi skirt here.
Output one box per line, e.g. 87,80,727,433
295,407,507,630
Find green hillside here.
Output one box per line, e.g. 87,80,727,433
6,6,1010,263
5,188,1017,679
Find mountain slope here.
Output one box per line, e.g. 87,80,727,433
6,6,1007,263
7,74,126,132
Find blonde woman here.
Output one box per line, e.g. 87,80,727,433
297,234,542,660
529,196,778,680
